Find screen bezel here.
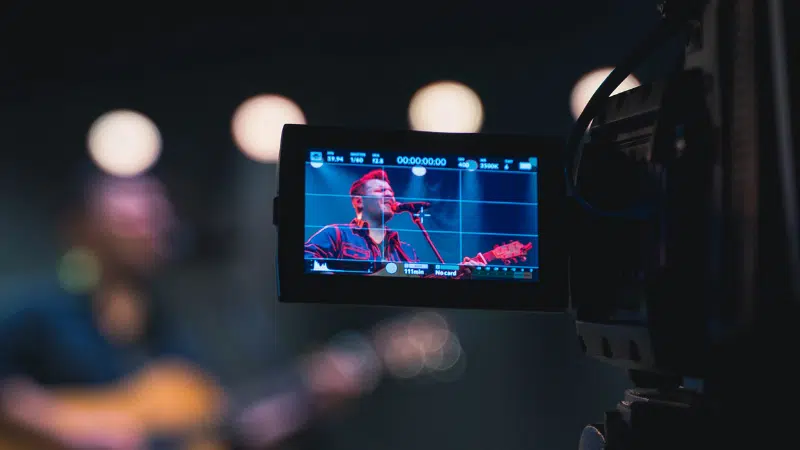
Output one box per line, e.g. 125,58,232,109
276,124,568,311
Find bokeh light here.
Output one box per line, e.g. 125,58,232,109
425,333,462,372
232,94,307,163
376,311,465,380
408,81,484,133
569,67,641,120
87,110,162,177
58,246,101,293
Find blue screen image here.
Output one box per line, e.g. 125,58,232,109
303,149,539,282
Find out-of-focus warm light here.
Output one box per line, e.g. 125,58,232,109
431,348,467,383
408,312,450,352
232,94,306,163
409,81,484,133
87,110,162,177
327,330,383,393
385,336,426,379
58,246,101,293
425,333,462,372
375,312,464,380
570,67,641,120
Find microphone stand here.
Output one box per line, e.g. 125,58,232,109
409,209,445,264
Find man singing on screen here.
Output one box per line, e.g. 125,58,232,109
304,169,484,275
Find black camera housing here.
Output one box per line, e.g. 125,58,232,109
274,125,569,311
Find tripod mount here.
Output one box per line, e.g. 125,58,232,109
579,385,709,450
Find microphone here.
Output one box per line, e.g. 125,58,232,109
392,201,431,214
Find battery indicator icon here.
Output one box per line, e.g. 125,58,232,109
519,161,532,170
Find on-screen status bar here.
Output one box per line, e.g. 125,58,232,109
308,149,538,173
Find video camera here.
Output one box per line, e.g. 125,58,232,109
275,0,798,447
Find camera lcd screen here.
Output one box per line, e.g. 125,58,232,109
304,150,539,282
277,125,566,311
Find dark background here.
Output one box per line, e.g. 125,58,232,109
0,2,688,449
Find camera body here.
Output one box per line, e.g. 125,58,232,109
274,67,714,377
274,0,799,446
571,69,714,378
273,0,797,406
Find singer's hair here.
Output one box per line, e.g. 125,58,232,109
349,169,391,197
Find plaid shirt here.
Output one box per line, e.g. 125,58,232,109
304,219,419,263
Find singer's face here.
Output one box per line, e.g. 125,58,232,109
361,179,395,222
87,177,174,276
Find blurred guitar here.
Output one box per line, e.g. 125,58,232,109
372,240,534,277
0,313,450,450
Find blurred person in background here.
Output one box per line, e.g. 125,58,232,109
0,171,441,450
